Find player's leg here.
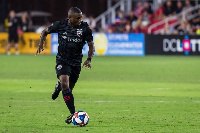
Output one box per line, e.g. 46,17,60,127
59,75,75,124
14,35,19,55
64,65,81,124
14,43,19,55
54,63,75,124
69,82,75,91
60,75,75,115
69,65,81,91
6,35,12,55
6,42,11,55
52,64,68,100
52,81,62,100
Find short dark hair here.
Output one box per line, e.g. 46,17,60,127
68,7,82,14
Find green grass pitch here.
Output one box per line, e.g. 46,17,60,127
0,55,200,133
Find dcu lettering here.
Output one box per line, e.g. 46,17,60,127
163,36,200,55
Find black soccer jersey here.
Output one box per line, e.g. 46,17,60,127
48,19,93,66
8,17,18,35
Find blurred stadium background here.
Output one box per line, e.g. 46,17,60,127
0,0,200,55
0,0,200,133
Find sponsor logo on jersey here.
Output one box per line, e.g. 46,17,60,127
61,36,82,43
67,37,82,43
62,36,67,39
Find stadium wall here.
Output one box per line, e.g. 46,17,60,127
0,33,200,56
145,35,200,55
0,33,51,54
51,33,145,56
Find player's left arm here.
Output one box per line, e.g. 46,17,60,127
82,24,95,70
82,41,95,70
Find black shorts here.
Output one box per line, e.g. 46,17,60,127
8,33,18,43
55,63,81,84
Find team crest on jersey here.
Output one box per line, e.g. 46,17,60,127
57,65,62,70
77,29,82,37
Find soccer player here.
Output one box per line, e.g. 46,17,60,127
35,7,94,124
7,10,19,55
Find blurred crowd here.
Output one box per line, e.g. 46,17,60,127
4,0,200,35
5,10,32,33
4,10,97,34
103,0,200,35
5,10,53,34
82,14,97,32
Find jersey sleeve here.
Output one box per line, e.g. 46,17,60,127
85,26,93,42
48,21,60,33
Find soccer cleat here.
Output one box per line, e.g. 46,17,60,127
65,114,73,124
52,81,62,100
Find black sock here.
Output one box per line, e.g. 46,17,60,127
62,89,75,114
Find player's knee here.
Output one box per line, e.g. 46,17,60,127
61,81,69,90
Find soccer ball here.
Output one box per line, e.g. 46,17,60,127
72,111,89,127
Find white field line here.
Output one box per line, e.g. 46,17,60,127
149,88,170,90
2,100,200,103
193,101,200,103
14,88,171,93
3,100,56,103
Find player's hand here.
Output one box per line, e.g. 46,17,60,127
8,22,13,27
82,60,91,70
35,44,44,56
35,36,46,56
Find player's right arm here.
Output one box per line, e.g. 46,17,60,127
35,21,59,56
35,28,49,56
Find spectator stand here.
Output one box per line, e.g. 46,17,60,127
148,4,200,34
94,0,200,35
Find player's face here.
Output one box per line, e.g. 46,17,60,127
10,11,15,18
68,13,82,26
